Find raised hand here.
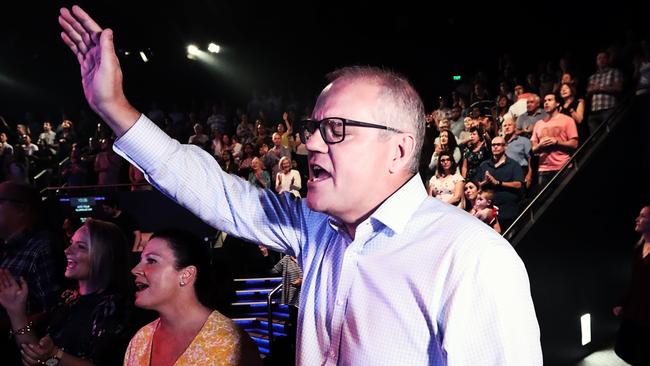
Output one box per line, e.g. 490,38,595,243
0,269,28,316
59,6,139,136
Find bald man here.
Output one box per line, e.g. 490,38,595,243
475,136,525,230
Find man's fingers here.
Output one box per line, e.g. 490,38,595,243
58,15,89,54
71,5,103,33
99,28,116,59
59,10,96,53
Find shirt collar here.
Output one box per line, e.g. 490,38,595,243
327,174,428,236
370,174,428,235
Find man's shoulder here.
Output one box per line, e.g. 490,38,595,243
411,201,513,262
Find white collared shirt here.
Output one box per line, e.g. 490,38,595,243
115,114,542,366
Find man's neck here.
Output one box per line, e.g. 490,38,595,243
493,154,506,166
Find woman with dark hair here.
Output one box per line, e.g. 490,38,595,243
220,150,237,175
0,219,132,366
461,126,491,181
429,130,462,175
427,152,464,208
559,82,585,125
125,230,260,366
463,180,480,212
237,143,256,179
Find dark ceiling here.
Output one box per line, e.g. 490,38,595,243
0,1,644,119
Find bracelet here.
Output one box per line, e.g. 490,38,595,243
9,321,33,337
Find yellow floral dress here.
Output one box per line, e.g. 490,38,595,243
123,311,251,366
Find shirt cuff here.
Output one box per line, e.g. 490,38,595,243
113,114,176,172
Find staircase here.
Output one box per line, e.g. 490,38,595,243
231,277,290,357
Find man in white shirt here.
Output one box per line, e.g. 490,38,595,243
59,6,542,365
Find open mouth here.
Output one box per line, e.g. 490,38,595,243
309,164,331,182
134,282,150,292
66,259,77,270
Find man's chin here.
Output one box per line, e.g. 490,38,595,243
306,191,330,214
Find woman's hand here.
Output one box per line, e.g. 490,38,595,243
0,269,28,317
20,336,56,366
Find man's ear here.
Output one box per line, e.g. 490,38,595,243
389,133,416,174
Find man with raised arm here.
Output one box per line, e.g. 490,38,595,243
59,6,542,365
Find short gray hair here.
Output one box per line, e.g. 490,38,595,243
325,66,426,174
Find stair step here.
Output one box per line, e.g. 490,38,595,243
234,277,281,282
245,328,288,338
256,317,287,325
244,311,290,319
231,301,268,306
236,288,273,294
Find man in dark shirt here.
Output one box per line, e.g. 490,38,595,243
0,182,61,314
99,196,141,252
475,136,525,231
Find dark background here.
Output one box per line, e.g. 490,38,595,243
0,1,645,121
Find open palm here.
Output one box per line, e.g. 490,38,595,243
59,6,125,116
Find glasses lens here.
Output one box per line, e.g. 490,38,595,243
322,118,344,144
299,120,318,143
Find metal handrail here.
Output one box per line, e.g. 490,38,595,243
503,93,634,245
266,283,283,354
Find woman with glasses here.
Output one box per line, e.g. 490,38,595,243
427,152,464,208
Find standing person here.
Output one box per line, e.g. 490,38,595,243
59,7,542,364
531,93,579,187
474,136,525,230
586,51,624,135
126,230,261,365
270,254,303,358
613,205,650,365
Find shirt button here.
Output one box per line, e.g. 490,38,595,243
336,299,343,306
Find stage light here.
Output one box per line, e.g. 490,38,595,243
139,51,149,63
187,44,200,56
208,43,221,54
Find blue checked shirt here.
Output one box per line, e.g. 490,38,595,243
115,115,542,366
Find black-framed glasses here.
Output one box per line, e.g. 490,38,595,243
296,117,403,144
491,143,506,147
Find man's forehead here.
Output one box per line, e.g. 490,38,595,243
313,79,381,120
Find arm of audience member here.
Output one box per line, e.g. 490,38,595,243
291,172,302,191
485,171,522,190
441,233,542,365
569,100,585,124
428,149,440,171
492,219,502,234
0,270,40,347
59,6,141,137
525,157,532,189
282,112,292,134
113,116,304,257
461,159,468,179
21,335,95,366
132,230,142,252
446,179,464,206
275,173,283,193
538,136,578,151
